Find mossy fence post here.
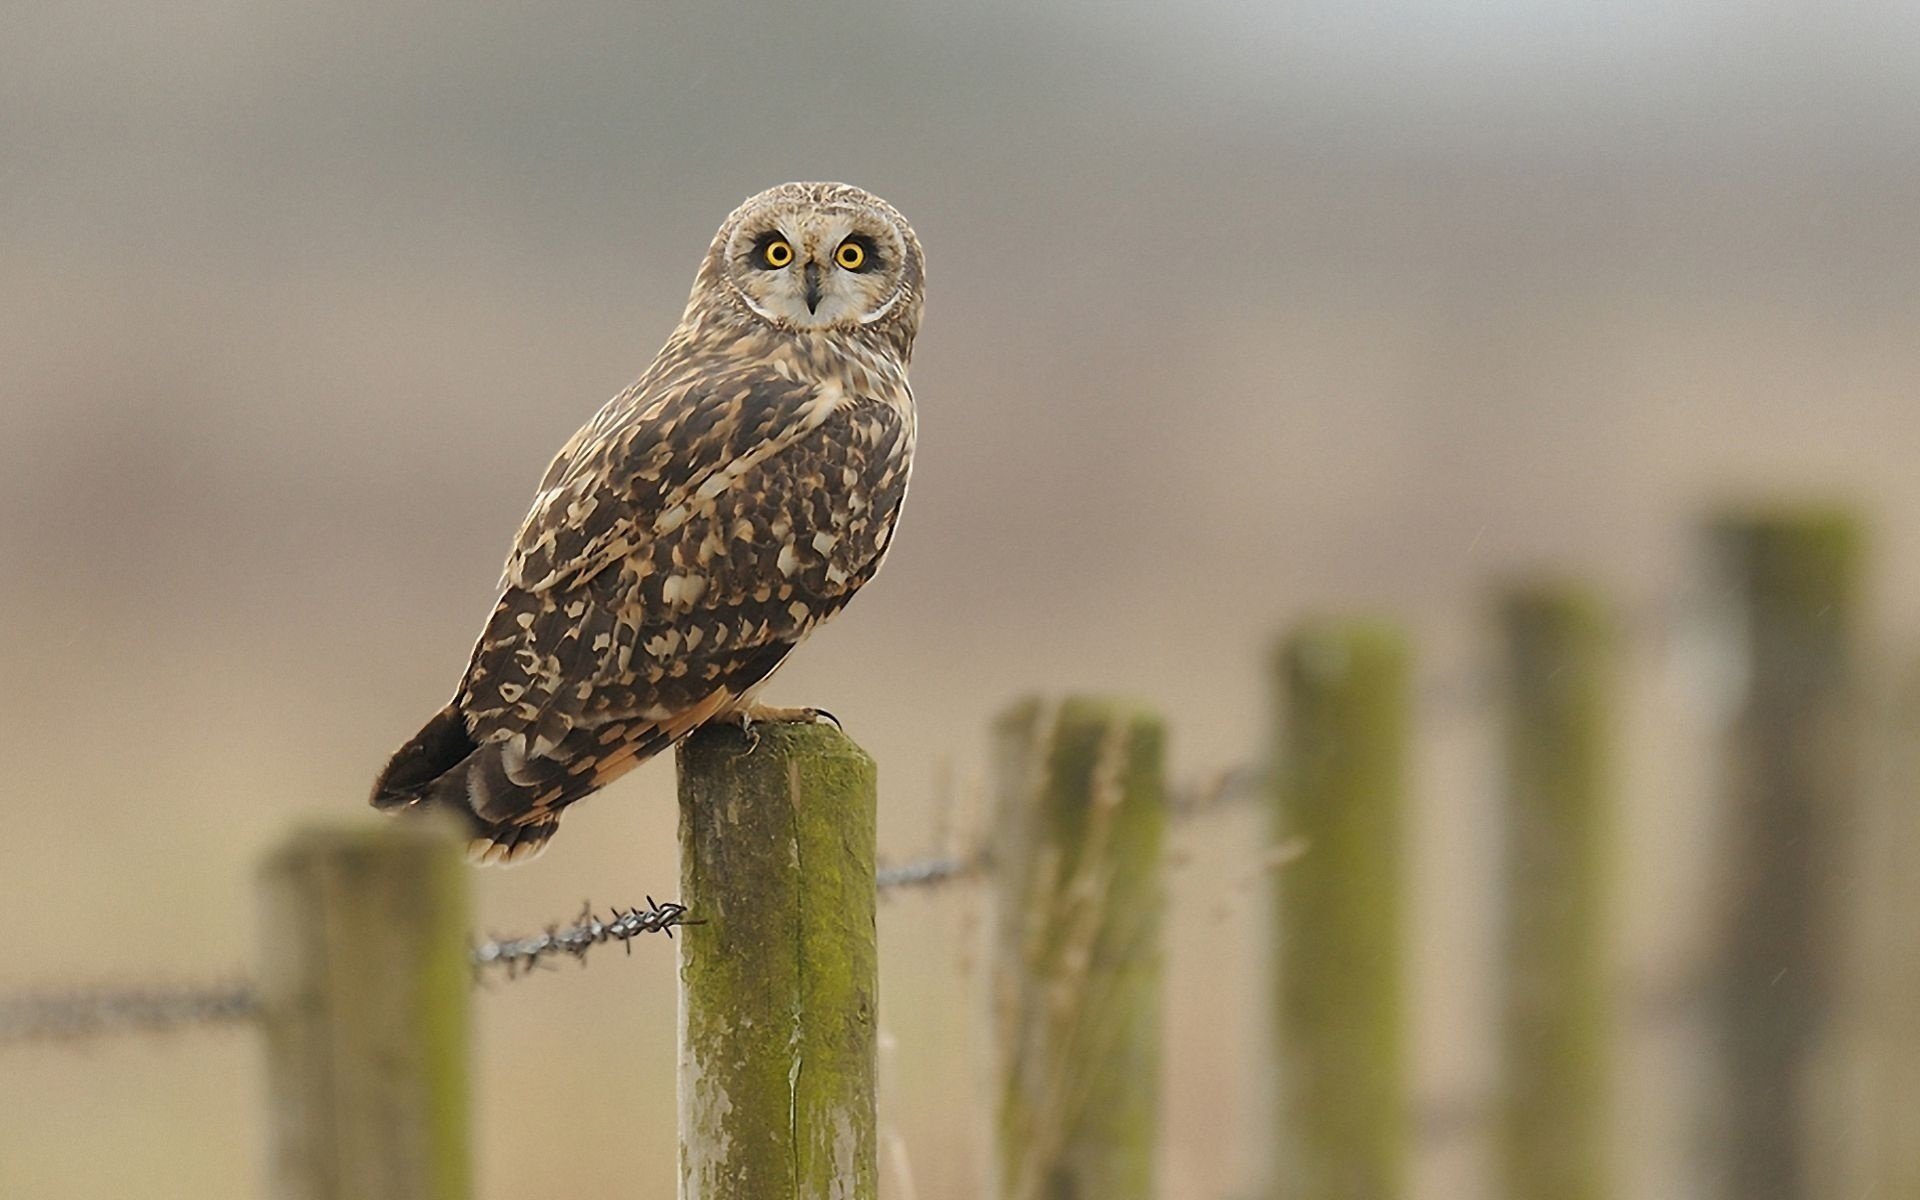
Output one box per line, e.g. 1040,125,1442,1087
1704,508,1864,1200
256,818,474,1200
1495,584,1613,1200
676,721,879,1200
1271,621,1409,1200
991,697,1166,1200
1864,664,1920,1196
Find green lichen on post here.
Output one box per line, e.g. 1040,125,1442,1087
677,721,878,1200
256,817,473,1200
1710,505,1865,632
1271,620,1409,1200
992,696,1166,1200
1705,507,1865,1200
1495,583,1614,1200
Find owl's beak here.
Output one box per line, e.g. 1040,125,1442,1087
802,261,824,314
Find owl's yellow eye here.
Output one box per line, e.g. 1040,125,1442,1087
761,239,794,268
834,240,867,271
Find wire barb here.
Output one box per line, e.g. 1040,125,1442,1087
470,898,698,979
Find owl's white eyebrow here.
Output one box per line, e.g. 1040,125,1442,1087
858,291,904,324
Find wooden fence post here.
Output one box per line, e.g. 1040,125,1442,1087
1271,621,1409,1200
1495,584,1614,1200
1705,508,1864,1200
257,818,473,1200
992,697,1166,1200
677,721,879,1200
1863,664,1920,1196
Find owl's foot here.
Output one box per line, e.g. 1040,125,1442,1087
739,703,839,727
717,704,842,752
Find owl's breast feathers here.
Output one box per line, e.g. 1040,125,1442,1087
372,339,914,862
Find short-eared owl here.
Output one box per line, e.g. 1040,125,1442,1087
372,182,924,863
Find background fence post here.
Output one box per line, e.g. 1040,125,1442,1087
1271,621,1410,1200
676,721,879,1200
257,818,473,1200
1863,663,1920,1196
1704,507,1864,1200
1495,583,1614,1200
991,696,1166,1200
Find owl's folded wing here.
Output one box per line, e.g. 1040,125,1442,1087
503,364,838,594
378,365,910,861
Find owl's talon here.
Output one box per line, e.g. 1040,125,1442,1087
715,708,764,753
720,704,841,744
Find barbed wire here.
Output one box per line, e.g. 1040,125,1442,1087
3,769,1268,1043
0,899,692,1046
1170,762,1269,818
472,898,695,977
874,759,1274,898
877,851,988,893
0,982,259,1043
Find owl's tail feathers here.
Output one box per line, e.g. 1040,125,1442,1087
467,817,560,866
370,703,476,811
369,704,559,867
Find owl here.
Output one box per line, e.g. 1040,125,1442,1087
371,182,924,864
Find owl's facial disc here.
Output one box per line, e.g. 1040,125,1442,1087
725,206,907,330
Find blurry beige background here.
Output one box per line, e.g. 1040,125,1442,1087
3,2,1918,1198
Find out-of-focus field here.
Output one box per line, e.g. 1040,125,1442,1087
4,3,1919,1197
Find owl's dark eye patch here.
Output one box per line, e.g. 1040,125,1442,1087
835,235,882,273
750,231,794,270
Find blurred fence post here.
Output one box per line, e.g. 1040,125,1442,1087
677,721,879,1200
1495,584,1614,1200
1863,664,1920,1196
1704,508,1864,1200
257,819,474,1200
1271,621,1409,1200
992,697,1167,1200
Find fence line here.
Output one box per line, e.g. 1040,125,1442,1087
0,590,1724,1048
0,900,694,1046
0,769,1250,1047
8,530,1901,1200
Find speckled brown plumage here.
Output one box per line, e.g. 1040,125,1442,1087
372,182,924,863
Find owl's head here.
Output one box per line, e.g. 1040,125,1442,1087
700,182,924,341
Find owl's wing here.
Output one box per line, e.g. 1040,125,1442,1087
372,363,913,862
504,363,876,595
